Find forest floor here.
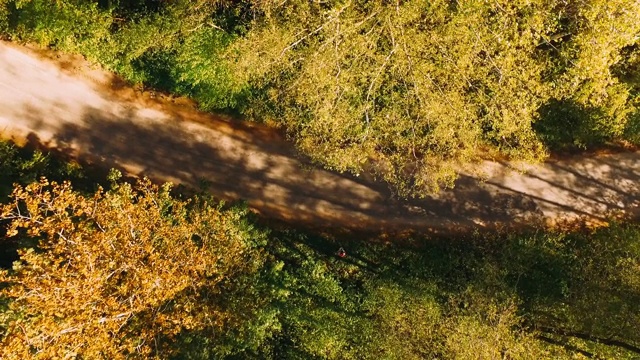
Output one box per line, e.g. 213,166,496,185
1,40,639,235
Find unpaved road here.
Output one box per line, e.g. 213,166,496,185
1,41,639,233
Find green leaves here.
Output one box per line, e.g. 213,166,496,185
3,0,639,194
224,0,640,194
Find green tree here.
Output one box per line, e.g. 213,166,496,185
3,0,640,194
225,0,640,194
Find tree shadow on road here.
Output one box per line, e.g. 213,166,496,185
6,93,640,236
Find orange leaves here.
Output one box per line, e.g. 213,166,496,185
0,178,257,358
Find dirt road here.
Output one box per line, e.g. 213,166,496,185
1,41,639,233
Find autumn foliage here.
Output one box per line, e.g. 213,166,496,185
0,178,262,359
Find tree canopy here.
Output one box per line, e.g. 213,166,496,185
0,140,638,358
0,161,637,358
1,0,639,194
226,0,640,193
0,177,272,359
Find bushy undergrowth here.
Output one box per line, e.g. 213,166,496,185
0,141,88,197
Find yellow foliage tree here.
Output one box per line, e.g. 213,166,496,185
0,178,258,359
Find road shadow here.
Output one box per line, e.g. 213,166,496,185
1,37,639,234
